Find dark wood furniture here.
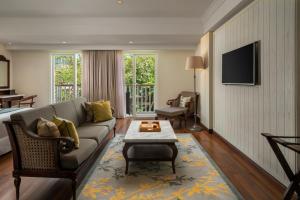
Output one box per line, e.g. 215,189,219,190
4,97,116,200
123,143,178,174
155,91,199,127
0,55,10,89
123,120,178,174
0,94,23,108
17,95,38,108
262,133,300,200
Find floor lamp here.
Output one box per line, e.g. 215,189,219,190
185,56,205,132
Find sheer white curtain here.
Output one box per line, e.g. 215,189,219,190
83,50,125,118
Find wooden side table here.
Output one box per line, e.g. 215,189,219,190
262,133,300,200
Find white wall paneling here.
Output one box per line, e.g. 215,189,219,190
213,0,296,185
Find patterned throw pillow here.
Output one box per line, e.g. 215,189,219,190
179,96,192,108
37,117,60,137
52,116,80,148
92,101,113,122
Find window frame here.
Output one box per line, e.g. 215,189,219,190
50,52,82,103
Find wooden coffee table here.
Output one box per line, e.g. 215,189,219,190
123,120,178,174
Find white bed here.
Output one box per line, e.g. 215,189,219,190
0,108,31,155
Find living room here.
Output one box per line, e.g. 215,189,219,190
0,0,299,199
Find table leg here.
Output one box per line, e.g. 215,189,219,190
168,143,178,174
122,143,130,174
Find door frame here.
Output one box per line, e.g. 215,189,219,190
123,51,158,117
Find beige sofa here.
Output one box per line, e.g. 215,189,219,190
5,97,116,200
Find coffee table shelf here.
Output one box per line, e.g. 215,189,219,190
123,120,178,174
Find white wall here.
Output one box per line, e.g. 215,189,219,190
213,0,296,185
11,50,193,109
12,51,51,107
0,44,13,90
156,50,194,108
195,33,213,129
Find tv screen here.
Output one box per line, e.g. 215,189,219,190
222,42,258,85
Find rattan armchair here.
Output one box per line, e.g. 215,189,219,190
4,119,112,200
4,121,75,199
166,91,199,117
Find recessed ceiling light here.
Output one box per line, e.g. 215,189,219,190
117,0,123,5
62,41,67,44
129,41,133,44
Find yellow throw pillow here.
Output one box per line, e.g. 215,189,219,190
52,116,80,148
84,100,104,122
37,117,60,137
92,101,113,123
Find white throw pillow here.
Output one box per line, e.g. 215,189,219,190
179,96,191,107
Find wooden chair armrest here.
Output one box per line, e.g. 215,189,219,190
4,121,75,171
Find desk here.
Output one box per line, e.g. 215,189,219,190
0,94,24,108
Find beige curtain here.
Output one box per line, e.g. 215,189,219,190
83,50,125,118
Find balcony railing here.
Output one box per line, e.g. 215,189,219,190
55,84,81,103
125,84,155,115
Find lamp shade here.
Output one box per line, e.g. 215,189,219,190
185,56,204,70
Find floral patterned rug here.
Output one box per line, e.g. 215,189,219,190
78,134,242,200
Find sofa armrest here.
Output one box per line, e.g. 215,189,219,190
4,121,74,170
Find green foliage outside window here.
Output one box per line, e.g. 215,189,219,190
124,54,155,85
53,54,82,102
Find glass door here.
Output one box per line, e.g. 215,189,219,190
124,53,156,116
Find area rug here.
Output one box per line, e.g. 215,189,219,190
78,134,242,200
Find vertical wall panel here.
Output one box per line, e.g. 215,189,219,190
213,0,296,185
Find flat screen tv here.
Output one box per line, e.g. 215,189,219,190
222,42,258,85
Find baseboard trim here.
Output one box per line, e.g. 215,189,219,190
199,121,213,134
212,130,286,189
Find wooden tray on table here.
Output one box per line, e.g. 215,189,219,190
139,121,161,132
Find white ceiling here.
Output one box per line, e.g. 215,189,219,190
0,0,252,50
0,0,212,18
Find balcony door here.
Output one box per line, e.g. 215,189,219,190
124,53,157,116
51,53,82,103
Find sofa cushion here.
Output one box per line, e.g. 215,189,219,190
77,125,109,144
52,101,79,127
60,138,97,170
72,97,87,124
81,118,116,131
10,106,56,132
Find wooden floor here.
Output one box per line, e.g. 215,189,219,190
0,118,285,200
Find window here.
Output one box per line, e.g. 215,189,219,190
51,53,82,103
124,53,157,116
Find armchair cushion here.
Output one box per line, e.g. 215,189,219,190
77,125,109,144
155,107,187,117
60,138,97,170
